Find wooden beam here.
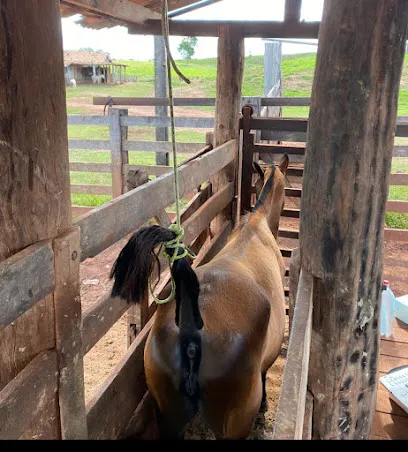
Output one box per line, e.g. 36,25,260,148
61,0,160,24
128,19,320,39
285,0,302,22
301,0,408,440
211,26,244,233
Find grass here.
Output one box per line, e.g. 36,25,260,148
67,53,408,228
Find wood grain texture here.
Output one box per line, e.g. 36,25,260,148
300,0,408,440
0,0,72,261
0,351,59,440
53,228,87,439
0,241,54,329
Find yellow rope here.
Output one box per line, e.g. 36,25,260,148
149,0,195,305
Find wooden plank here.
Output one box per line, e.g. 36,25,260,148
376,389,408,417
180,185,212,224
386,200,408,213
288,248,301,332
62,0,160,23
94,97,216,107
384,228,408,242
70,184,112,195
389,173,408,186
183,183,235,245
285,0,302,22
70,162,112,173
241,106,255,213
261,97,311,107
124,164,172,177
381,327,408,344
285,188,302,198
68,115,110,126
86,315,155,440
274,270,313,439
197,220,232,267
371,411,408,440
379,355,408,373
303,0,408,440
68,139,111,150
247,117,308,132
280,247,293,258
123,141,205,153
282,208,300,218
121,115,214,129
75,140,236,261
0,351,59,440
0,242,54,330
128,19,320,39
278,228,299,240
396,123,408,137
110,109,127,199
53,229,87,439
380,340,408,359
303,391,313,439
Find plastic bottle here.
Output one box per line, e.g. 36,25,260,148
380,280,395,337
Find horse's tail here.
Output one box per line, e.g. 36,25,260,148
172,258,203,416
110,225,176,303
110,225,204,414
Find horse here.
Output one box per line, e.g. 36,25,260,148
110,154,289,440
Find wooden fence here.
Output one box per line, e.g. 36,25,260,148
0,140,237,439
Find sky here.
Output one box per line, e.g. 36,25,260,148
61,0,324,61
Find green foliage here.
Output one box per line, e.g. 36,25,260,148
177,37,198,62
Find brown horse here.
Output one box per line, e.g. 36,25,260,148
110,154,289,440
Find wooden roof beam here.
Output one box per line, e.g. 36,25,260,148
285,0,302,23
61,0,161,24
128,19,320,38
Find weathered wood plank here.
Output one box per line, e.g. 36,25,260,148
376,390,408,417
303,391,314,440
62,0,160,23
68,139,111,150
384,228,408,242
0,242,54,330
273,270,313,440
124,141,205,153
288,248,301,332
75,140,236,261
378,355,408,373
128,19,320,39
262,97,311,107
241,106,255,213
371,411,408,440
285,0,302,22
70,162,112,173
0,351,59,440
282,208,300,218
389,173,408,186
70,184,112,195
386,200,408,213
254,144,306,155
302,0,408,440
53,228,87,439
67,115,110,126
72,206,93,217
279,229,300,240
380,340,408,359
110,109,128,198
86,315,155,439
121,115,214,129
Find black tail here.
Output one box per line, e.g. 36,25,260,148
110,225,176,303
172,258,204,417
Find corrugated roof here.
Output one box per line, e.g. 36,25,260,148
64,50,113,66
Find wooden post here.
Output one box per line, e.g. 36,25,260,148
0,0,72,398
110,108,128,198
53,227,88,439
211,26,244,232
285,0,302,22
241,106,255,213
154,36,169,166
301,0,408,440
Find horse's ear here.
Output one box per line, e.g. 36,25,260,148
253,161,265,180
279,153,289,174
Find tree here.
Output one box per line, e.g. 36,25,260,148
177,37,198,62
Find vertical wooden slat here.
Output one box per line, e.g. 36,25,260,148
53,227,88,439
288,247,301,333
110,108,128,198
241,106,255,213
211,26,244,233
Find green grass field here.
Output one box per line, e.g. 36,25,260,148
68,53,408,228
